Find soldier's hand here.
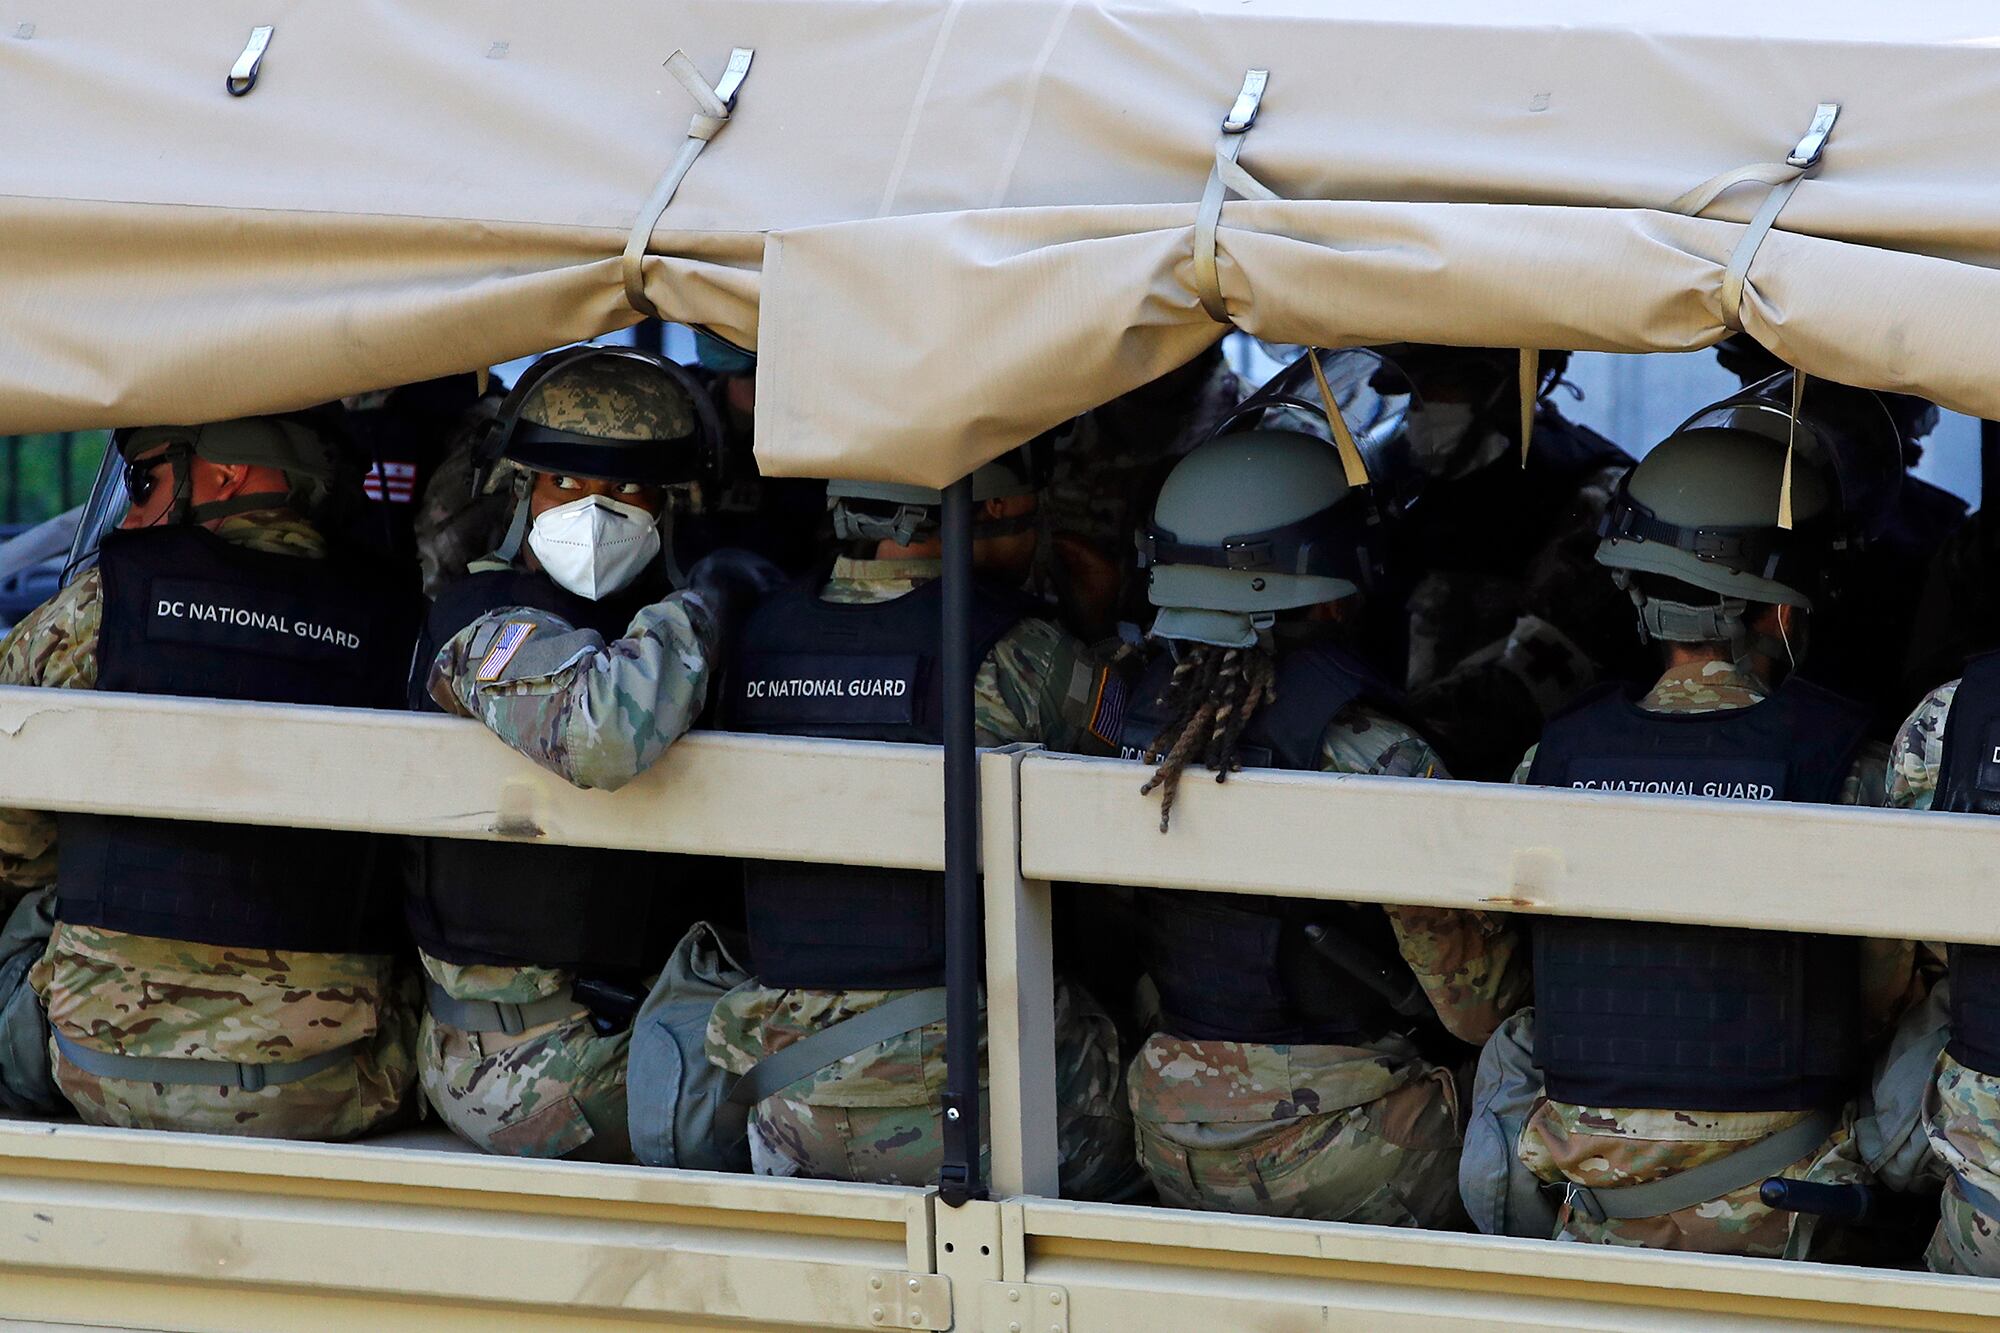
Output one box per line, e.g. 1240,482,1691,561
684,548,786,639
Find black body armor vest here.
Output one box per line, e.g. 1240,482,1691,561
1925,650,2000,1076
1526,677,1874,1111
1123,641,1420,1044
58,526,417,953
406,566,712,973
723,568,1037,988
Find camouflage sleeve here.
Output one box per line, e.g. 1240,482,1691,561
1319,705,1528,1043
979,616,1120,754
0,573,102,908
1316,703,1450,779
428,592,719,792
1385,906,1532,1044
1885,681,1956,812
1840,738,1890,809
1510,744,1538,784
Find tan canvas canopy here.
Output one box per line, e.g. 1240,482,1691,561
6,2,2000,484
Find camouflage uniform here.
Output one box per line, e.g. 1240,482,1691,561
1885,680,2000,1275
427,588,717,792
1129,707,1526,1224
419,567,722,1158
1507,659,1914,1256
415,958,633,1161
0,514,421,1139
705,556,1140,1197
410,402,511,599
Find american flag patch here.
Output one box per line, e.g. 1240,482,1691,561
1085,667,1128,746
362,460,418,504
476,621,536,682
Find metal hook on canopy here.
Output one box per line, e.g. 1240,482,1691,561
1194,68,1279,325
1668,102,1840,333
622,47,754,320
226,26,274,97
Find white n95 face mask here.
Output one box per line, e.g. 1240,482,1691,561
527,493,662,600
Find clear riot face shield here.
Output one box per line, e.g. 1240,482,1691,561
1216,348,1441,520
63,442,131,584
1671,370,1905,543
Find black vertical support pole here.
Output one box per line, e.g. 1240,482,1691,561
937,474,985,1208
636,317,667,358
1982,420,2000,520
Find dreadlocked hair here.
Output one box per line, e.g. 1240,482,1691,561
1120,639,1280,833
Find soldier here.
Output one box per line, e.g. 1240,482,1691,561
408,376,512,598
1117,428,1527,1225
704,445,1141,1198
1492,375,1924,1257
1885,626,2000,1274
670,330,829,577
0,413,423,1137
413,345,780,1160
1039,342,1244,642
1235,346,1639,782
343,372,489,576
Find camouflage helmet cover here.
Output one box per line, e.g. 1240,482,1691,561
489,345,720,488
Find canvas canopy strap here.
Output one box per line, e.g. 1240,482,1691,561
622,47,754,320
1305,348,1372,489
1669,103,1840,333
1519,349,1539,466
1193,69,1276,325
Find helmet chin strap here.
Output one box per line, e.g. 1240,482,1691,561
1618,573,1794,684
658,506,687,590
492,482,534,562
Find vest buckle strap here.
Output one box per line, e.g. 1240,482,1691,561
1565,1182,1608,1225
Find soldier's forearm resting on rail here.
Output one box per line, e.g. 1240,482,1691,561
429,594,718,791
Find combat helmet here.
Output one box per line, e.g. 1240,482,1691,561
59,409,362,583
1138,429,1382,648
476,344,722,563
828,434,1057,547
1597,370,1903,654
111,408,360,526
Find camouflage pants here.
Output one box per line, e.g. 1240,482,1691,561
1127,1032,1465,1227
1923,1052,2000,1275
420,1007,636,1162
1521,1096,1867,1258
52,974,423,1141
711,978,1140,1200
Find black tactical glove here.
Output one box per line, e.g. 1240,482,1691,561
684,547,786,641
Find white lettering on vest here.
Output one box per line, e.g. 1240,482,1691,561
1570,778,1776,800
153,599,359,650
746,676,908,701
